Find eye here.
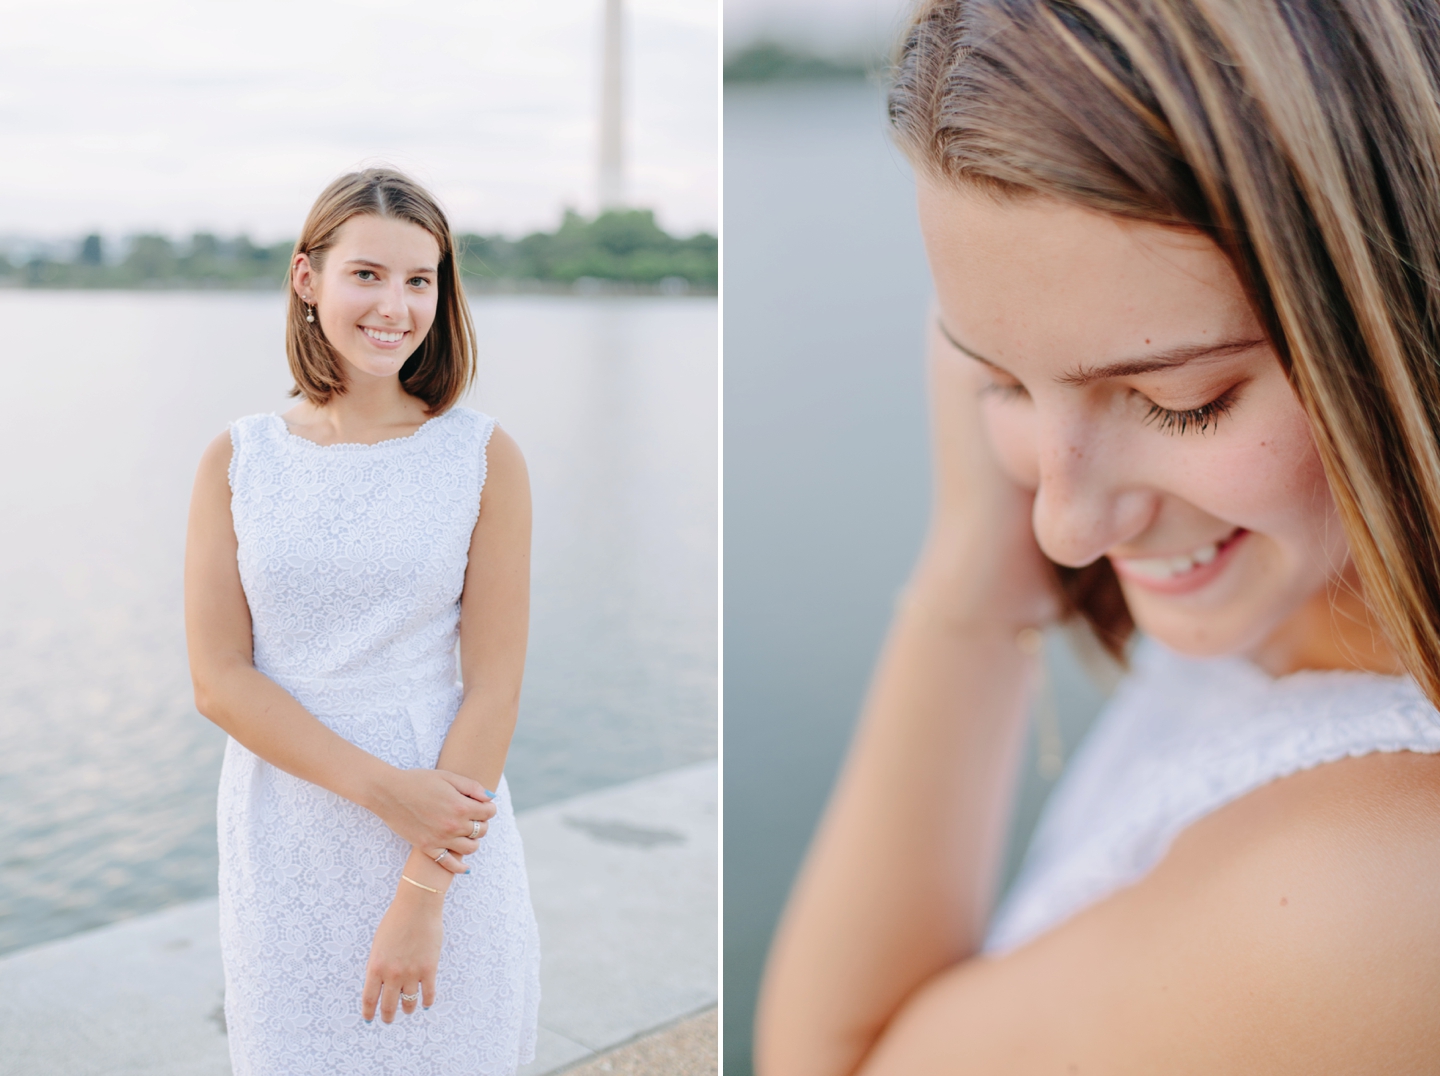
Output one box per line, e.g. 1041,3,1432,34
355,269,376,281
978,380,1029,402
408,276,431,288
1143,386,1237,434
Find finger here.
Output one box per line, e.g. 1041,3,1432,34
437,769,490,802
422,973,437,1010
400,981,420,1016
380,981,400,1024
443,837,481,857
427,848,468,875
361,968,383,1023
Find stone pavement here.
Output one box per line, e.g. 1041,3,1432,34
0,761,717,1075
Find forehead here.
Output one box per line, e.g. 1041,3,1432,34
916,179,1257,368
331,214,441,263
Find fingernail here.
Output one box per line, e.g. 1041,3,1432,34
483,788,496,797
464,868,471,874
364,1017,372,1024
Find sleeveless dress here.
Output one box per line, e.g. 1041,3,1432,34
986,638,1440,953
217,407,541,1075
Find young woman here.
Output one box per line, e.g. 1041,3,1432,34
758,1,1440,1071
185,168,539,1074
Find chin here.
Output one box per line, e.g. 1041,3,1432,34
1120,580,1312,662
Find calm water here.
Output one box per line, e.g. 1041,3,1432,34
722,81,1109,1074
0,291,716,956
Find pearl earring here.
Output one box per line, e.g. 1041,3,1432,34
305,302,315,324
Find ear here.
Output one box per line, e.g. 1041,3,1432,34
292,252,317,302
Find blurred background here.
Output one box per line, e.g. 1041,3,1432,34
0,0,716,960
723,4,1111,1073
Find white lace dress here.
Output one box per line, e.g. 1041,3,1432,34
218,406,540,1075
986,638,1440,953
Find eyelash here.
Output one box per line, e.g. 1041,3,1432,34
1143,388,1236,435
980,381,1238,435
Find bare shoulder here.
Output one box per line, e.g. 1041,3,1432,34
190,430,236,509
483,423,527,480
197,428,234,479
480,426,532,504
863,751,1440,1074
473,423,530,537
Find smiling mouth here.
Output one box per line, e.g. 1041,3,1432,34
361,326,407,344
1110,528,1246,583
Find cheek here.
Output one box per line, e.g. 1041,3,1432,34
1170,395,1340,565
414,295,440,332
982,401,1041,489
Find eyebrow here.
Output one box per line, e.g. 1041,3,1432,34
344,258,439,274
936,318,1266,386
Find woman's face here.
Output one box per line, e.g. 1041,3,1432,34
294,213,442,385
917,179,1348,659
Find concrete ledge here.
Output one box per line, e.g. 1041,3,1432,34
0,761,717,1075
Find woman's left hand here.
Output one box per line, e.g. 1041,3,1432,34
361,868,447,1023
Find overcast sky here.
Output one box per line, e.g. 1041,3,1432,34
0,0,717,241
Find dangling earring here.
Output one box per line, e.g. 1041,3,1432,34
305,302,315,324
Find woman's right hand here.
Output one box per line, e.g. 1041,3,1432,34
908,315,1060,631
369,768,495,875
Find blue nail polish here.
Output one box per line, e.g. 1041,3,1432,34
483,788,496,797
364,1017,372,1024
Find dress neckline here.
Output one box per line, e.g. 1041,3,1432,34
269,408,454,451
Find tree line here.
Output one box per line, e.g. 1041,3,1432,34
0,209,717,293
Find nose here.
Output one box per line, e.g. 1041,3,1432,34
1030,415,1155,568
375,278,407,320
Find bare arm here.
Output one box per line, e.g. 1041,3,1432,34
435,424,531,792
184,431,492,871
756,321,1057,1076
855,751,1440,1074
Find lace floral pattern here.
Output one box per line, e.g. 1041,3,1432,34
986,639,1440,954
219,408,540,1075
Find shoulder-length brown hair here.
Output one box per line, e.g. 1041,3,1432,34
890,0,1440,703
287,168,476,415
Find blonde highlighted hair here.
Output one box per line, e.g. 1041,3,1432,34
287,168,476,415
890,0,1440,701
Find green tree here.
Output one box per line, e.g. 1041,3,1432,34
123,235,176,280
79,234,103,266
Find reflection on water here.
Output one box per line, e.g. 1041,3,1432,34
0,291,716,956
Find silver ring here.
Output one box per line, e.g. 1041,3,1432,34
470,820,482,839
400,990,420,1004
434,850,449,865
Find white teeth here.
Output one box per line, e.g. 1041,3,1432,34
363,327,403,343
1118,538,1225,580
1120,557,1184,581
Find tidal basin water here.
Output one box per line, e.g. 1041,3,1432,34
0,291,717,956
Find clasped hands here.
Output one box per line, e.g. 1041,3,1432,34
376,766,497,873
362,767,496,1024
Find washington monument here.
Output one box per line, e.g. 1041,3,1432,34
599,0,625,210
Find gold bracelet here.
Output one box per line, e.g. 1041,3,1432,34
400,874,438,894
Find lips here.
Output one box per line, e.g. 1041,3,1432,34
1109,529,1248,594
